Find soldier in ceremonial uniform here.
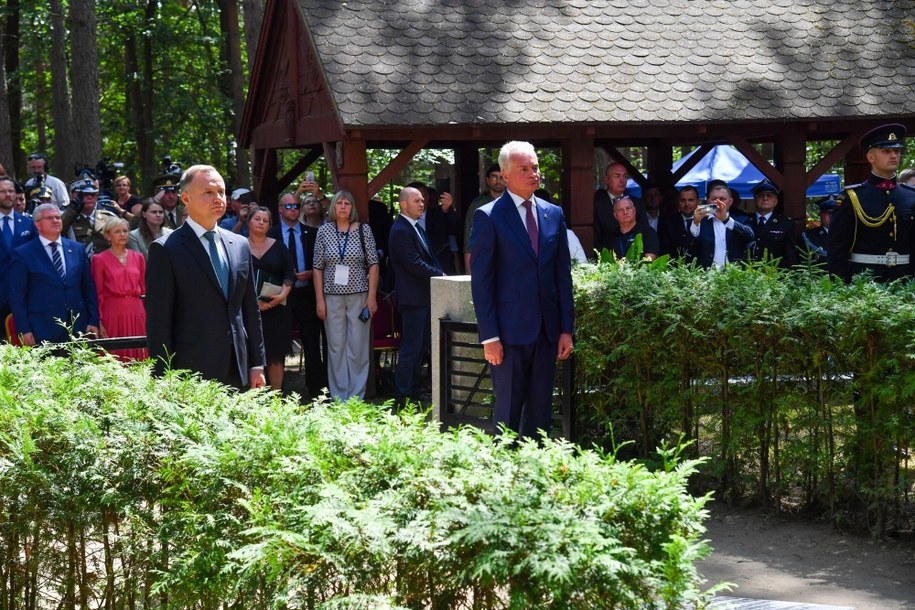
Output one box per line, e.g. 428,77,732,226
800,196,835,265
828,124,915,282
748,179,797,267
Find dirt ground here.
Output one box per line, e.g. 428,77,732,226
699,502,915,609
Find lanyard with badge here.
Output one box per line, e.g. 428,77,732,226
334,222,351,285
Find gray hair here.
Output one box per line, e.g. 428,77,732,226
178,164,220,194
33,203,59,222
498,141,537,173
900,168,915,184
328,190,359,223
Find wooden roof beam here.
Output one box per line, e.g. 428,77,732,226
367,138,430,199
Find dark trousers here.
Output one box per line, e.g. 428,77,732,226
0,303,10,342
288,285,326,394
490,330,556,440
394,305,431,402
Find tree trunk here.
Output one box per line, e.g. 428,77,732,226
241,0,264,73
139,0,157,193
48,0,73,182
0,13,15,175
217,0,250,187
68,0,101,173
4,0,21,177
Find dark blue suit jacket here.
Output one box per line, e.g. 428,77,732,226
145,223,265,386
0,212,36,309
388,215,443,308
470,192,574,345
9,236,99,343
689,216,755,268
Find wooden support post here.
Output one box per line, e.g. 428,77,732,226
774,132,807,230
336,138,369,220
563,131,595,255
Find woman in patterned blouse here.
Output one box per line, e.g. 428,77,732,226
312,190,379,400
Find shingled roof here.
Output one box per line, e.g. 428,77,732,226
298,0,915,127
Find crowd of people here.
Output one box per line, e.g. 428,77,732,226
1,124,913,422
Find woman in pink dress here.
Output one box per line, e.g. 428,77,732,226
91,218,148,361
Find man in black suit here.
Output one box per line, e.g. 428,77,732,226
658,185,699,260
145,165,266,390
747,179,797,268
689,184,755,268
388,186,445,406
269,191,325,395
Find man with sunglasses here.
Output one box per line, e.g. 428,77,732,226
269,192,326,395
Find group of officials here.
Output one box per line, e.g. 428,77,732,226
3,124,913,443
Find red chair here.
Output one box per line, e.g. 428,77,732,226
4,313,21,346
373,295,401,390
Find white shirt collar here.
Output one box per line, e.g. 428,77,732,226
506,190,535,209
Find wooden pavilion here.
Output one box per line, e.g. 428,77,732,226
239,0,915,253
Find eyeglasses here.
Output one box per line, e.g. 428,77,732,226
282,203,301,210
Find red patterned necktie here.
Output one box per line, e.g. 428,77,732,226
522,200,538,256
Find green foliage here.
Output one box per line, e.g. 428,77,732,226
572,258,915,532
0,344,714,609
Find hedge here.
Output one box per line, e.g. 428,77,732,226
0,344,717,610
572,256,915,533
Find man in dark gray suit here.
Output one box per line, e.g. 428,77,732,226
145,165,266,389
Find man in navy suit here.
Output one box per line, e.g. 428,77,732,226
0,176,37,341
470,141,574,440
689,184,755,268
388,186,445,406
9,203,99,345
145,165,266,390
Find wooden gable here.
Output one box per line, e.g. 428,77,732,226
240,0,342,151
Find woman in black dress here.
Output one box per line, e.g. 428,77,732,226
247,206,295,391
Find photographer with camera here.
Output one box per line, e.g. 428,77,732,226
688,183,755,268
24,153,70,210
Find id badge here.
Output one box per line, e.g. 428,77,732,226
334,264,350,285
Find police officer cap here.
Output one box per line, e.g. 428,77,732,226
752,179,780,196
859,123,907,150
69,177,99,194
153,173,179,192
815,195,836,212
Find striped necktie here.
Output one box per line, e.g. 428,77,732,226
50,241,66,279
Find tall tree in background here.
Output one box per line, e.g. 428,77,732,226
241,0,263,73
0,15,13,172
4,0,21,176
48,0,73,182
69,0,100,173
217,0,250,187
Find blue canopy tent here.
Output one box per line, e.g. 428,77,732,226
626,145,841,199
